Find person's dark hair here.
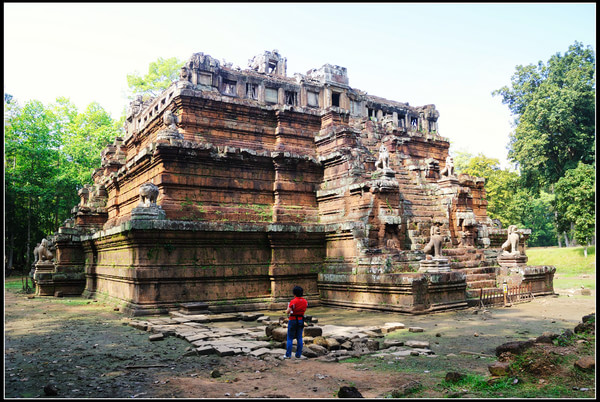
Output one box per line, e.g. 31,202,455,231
293,285,303,297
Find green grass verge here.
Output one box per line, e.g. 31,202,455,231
4,276,34,291
526,246,595,275
527,246,595,291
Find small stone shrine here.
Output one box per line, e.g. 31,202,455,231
33,50,555,315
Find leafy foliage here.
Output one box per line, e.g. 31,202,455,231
492,41,595,192
126,56,184,101
554,162,595,248
4,96,119,273
454,151,557,246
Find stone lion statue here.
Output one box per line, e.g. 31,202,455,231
501,225,520,255
375,144,390,171
138,183,159,208
33,238,54,263
440,155,455,178
423,223,444,258
163,110,177,130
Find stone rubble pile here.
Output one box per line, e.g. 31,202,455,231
128,312,434,360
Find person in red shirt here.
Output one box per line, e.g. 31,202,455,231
284,285,308,359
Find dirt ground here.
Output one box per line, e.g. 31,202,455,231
4,284,596,399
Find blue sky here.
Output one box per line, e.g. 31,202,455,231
4,3,596,166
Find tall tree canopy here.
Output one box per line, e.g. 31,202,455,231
554,162,596,253
492,41,595,191
126,56,184,101
453,151,557,247
4,96,120,273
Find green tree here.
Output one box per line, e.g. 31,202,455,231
5,98,62,278
126,56,184,101
454,152,557,247
4,96,119,277
554,162,595,256
454,153,519,227
451,149,473,173
492,41,595,192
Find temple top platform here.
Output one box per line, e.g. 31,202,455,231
124,49,442,143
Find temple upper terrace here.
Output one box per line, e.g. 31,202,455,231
125,50,440,140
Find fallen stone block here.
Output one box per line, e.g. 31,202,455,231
405,340,430,348
149,325,177,336
340,341,353,350
488,361,511,376
239,312,263,321
365,339,380,351
381,322,405,333
363,326,382,334
129,321,149,331
149,333,165,341
338,386,363,398
215,346,236,357
302,348,319,358
390,349,414,357
325,338,341,350
249,348,271,357
271,327,288,342
185,333,211,342
362,330,383,338
495,340,534,356
383,339,404,348
185,315,212,323
574,356,595,372
408,327,424,333
312,336,328,347
195,346,217,356
307,344,328,356
535,334,554,344
209,313,239,322
303,326,323,337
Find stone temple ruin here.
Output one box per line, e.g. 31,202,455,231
32,50,555,316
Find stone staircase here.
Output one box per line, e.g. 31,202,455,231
442,248,499,302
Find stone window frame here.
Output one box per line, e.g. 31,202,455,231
246,83,258,100
331,91,341,107
306,90,320,108
284,90,297,106
221,79,237,97
265,87,279,104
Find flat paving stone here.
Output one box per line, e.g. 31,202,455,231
185,333,211,342
249,347,271,357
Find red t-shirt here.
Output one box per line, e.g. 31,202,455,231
288,297,307,319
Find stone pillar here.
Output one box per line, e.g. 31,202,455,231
33,261,56,296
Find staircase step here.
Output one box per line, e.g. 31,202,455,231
466,280,497,289
458,266,496,274
465,273,496,281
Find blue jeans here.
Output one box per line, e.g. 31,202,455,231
286,319,304,358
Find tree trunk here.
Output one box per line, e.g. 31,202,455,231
7,234,14,271
584,246,588,258
553,200,561,247
26,197,31,269
25,197,31,290
563,231,570,247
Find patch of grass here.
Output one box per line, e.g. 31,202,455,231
554,277,595,291
437,372,588,398
5,277,25,290
4,276,35,293
527,246,595,275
